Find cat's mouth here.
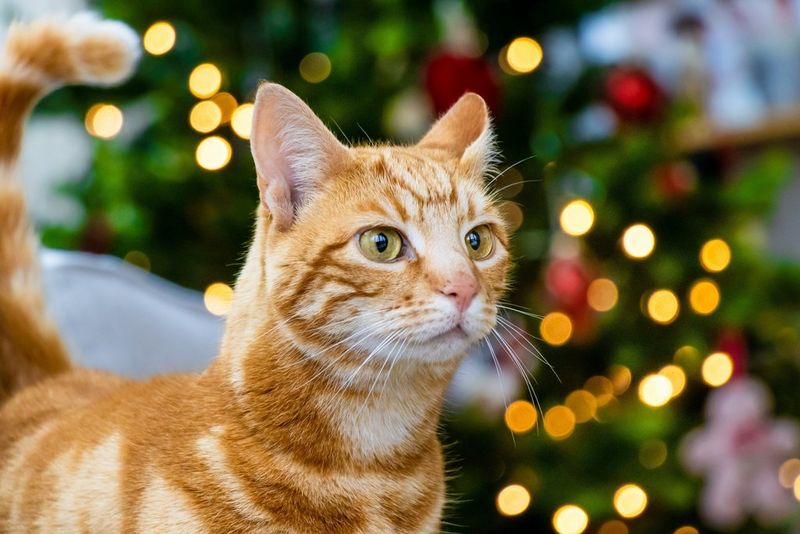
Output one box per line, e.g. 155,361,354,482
430,323,468,342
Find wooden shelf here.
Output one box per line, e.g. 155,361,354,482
676,106,800,153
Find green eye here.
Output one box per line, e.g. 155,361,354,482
465,225,494,260
359,227,403,262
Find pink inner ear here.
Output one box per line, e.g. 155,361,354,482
417,92,490,158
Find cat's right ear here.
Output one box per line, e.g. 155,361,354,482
250,83,351,231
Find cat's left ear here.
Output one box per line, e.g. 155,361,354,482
250,83,351,231
417,92,496,174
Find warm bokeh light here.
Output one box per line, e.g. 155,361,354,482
646,289,679,324
700,238,731,272
587,278,618,312
496,484,531,516
674,345,701,371
778,458,800,488
560,199,595,236
196,136,232,171
622,223,655,259
204,282,233,316
544,405,576,440
613,484,647,518
565,390,597,423
189,63,222,98
123,250,151,272
85,104,123,139
639,439,667,469
689,279,721,315
553,504,589,534
499,201,525,232
658,365,686,398
674,527,699,534
638,374,673,407
701,352,733,387
143,21,176,56
540,312,573,346
299,52,332,83
212,92,238,123
504,400,538,434
505,37,543,74
189,100,222,133
794,476,800,501
609,365,632,395
585,376,614,406
231,103,254,140
598,520,628,534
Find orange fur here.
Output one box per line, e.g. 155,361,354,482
0,14,511,533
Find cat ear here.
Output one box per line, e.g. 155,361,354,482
417,92,496,173
250,83,351,231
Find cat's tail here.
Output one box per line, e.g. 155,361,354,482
0,13,140,401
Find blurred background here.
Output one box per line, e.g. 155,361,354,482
4,0,800,532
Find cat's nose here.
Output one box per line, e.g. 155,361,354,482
440,271,478,313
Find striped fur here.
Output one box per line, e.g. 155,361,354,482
0,15,511,533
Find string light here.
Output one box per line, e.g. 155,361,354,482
540,312,573,346
496,484,531,516
621,224,655,259
189,100,222,133
638,374,673,407
646,289,679,324
196,136,232,171
212,92,238,123
613,484,647,518
778,458,800,488
658,365,686,398
143,21,176,56
565,390,597,423
299,52,332,83
674,527,699,534
231,103,254,140
552,504,589,534
584,376,614,406
189,63,222,98
587,278,618,312
544,405,576,440
123,250,151,272
204,282,233,316
689,279,720,315
701,352,733,387
504,37,543,74
559,199,595,236
609,365,632,395
85,104,123,139
639,439,667,469
598,520,628,534
700,238,731,272
504,400,538,434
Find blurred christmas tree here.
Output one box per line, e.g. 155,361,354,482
23,0,800,531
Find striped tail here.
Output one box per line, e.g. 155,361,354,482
0,13,140,401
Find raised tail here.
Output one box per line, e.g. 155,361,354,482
0,13,140,401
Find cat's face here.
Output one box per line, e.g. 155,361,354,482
250,85,509,379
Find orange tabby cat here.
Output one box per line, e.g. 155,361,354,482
0,13,510,533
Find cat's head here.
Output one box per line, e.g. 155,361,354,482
248,84,510,376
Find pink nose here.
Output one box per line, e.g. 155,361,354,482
440,272,479,313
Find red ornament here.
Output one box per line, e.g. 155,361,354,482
604,66,665,123
424,52,501,116
653,160,698,201
716,329,748,377
545,258,589,314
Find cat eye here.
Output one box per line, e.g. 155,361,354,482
465,225,494,260
359,227,404,262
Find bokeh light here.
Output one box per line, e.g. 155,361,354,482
638,374,673,407
778,458,800,488
496,484,531,516
505,37,543,74
598,520,628,534
674,527,699,534
544,405,576,440
204,282,233,316
700,238,731,272
560,199,595,236
231,103,254,140
794,476,800,501
299,52,332,83
587,278,618,312
85,104,123,139
196,136,232,171
189,100,222,133
658,365,686,398
499,201,525,232
123,250,151,272
143,21,176,56
585,376,614,406
609,365,632,395
621,224,655,259
646,289,680,324
189,63,222,98
212,92,238,123
613,484,648,518
689,279,720,315
639,439,668,469
565,390,597,423
504,400,538,434
540,312,573,346
701,352,733,387
552,504,589,534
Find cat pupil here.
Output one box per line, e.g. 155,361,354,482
374,233,388,253
467,231,480,250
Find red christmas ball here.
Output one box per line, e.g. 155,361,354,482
545,258,589,313
604,66,665,123
653,160,698,201
424,52,501,116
